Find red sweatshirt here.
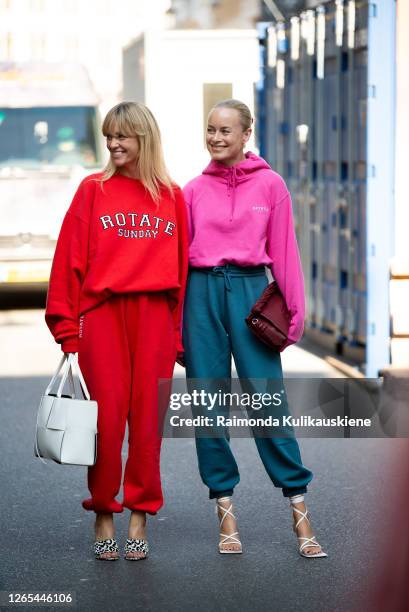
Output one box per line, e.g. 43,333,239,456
45,173,189,353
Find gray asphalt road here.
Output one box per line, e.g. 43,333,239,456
0,374,405,612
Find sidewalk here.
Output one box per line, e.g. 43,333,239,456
1,309,402,612
0,308,345,379
0,371,400,612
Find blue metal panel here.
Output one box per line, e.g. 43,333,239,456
355,53,368,164
358,292,367,342
366,0,395,376
255,0,395,372
255,22,270,161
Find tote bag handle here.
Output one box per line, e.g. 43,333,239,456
45,354,91,401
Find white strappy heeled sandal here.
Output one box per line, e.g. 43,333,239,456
290,495,327,558
216,497,243,554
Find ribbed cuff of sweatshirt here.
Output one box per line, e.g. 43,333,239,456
61,337,79,353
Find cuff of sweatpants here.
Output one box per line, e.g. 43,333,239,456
82,497,124,513
209,489,234,500
282,487,308,498
61,337,79,353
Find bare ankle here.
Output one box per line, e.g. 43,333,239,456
129,510,146,524
128,511,147,538
95,513,115,540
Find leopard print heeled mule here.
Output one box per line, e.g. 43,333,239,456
94,538,119,561
124,538,149,561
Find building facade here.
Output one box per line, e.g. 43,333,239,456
167,0,261,28
0,0,171,114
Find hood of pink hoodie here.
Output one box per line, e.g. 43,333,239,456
202,151,272,221
203,151,271,183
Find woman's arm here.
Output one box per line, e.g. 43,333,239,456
171,187,189,354
266,188,305,349
182,182,194,244
45,181,91,353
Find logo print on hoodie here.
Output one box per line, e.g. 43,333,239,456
99,212,176,239
252,206,269,213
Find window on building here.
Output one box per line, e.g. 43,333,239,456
31,34,46,59
203,82,233,145
30,0,45,11
65,0,78,12
65,36,79,60
0,36,6,60
6,32,12,59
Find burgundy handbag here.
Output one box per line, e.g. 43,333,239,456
245,281,291,351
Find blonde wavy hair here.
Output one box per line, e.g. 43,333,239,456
101,101,174,202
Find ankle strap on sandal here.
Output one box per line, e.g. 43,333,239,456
289,494,305,505
216,498,236,530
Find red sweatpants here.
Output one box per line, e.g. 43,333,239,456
78,293,176,515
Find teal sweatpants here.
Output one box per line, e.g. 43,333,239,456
183,264,313,499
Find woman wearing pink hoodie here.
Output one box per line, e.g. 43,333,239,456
182,99,326,558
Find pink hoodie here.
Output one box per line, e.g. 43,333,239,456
183,151,305,344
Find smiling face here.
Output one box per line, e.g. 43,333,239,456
105,126,140,177
206,107,252,167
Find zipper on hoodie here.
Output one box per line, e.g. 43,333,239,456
202,151,273,223
227,167,237,222
227,183,232,222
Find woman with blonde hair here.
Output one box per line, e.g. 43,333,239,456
182,99,326,558
46,101,188,560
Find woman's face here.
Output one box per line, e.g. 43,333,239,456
206,107,251,166
105,125,140,172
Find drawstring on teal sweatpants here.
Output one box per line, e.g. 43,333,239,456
183,264,313,499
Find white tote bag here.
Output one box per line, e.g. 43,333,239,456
35,353,98,466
